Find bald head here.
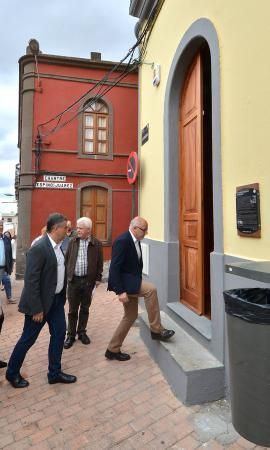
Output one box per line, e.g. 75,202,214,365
129,216,148,241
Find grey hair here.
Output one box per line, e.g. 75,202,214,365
77,217,92,229
130,217,140,227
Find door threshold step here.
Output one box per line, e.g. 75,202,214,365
139,310,225,405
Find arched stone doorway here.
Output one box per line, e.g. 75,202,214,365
164,18,224,359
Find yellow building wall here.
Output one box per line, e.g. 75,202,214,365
139,0,270,259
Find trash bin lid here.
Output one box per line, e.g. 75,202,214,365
224,288,270,324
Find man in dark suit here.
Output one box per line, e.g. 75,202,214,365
6,213,77,388
0,219,13,368
105,216,175,361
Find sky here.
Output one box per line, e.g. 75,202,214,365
0,0,138,195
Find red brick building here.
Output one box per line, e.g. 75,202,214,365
16,41,138,277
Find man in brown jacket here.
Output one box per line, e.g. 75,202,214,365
64,217,103,349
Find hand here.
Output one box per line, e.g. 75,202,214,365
32,312,44,323
118,293,129,304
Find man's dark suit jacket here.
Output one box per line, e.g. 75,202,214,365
108,231,143,295
19,235,66,316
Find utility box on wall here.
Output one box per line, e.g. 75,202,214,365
236,183,261,237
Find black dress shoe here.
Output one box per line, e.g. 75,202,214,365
105,349,131,361
78,333,91,345
48,372,77,384
64,336,75,349
151,329,175,341
6,373,29,388
0,360,7,368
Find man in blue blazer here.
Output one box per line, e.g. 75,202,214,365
105,216,175,361
6,213,77,388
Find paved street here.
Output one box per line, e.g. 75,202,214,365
0,278,268,449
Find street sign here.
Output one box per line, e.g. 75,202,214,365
35,182,73,189
127,152,139,185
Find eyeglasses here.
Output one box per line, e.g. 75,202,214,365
136,226,148,233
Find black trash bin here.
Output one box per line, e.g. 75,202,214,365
224,288,270,447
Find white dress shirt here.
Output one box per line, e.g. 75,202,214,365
48,234,65,294
129,230,142,260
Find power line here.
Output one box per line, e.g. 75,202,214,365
35,4,159,148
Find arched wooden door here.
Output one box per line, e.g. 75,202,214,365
179,53,204,314
81,186,108,241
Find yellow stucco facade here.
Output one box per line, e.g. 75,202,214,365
139,0,270,259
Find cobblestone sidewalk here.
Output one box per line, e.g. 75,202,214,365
0,279,267,449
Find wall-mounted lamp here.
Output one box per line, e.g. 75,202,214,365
141,61,161,87
152,63,160,87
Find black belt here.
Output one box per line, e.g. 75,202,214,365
73,275,87,279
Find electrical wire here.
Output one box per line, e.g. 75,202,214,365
34,3,160,157
39,55,139,138
37,35,143,135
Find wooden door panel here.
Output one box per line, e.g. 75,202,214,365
182,66,197,118
179,53,204,314
182,118,198,212
96,206,106,221
82,207,90,217
96,188,106,202
82,188,94,205
81,187,108,241
182,245,199,310
96,223,106,240
184,221,198,240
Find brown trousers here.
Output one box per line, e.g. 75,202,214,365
107,280,163,353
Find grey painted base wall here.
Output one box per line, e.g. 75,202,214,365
142,237,270,397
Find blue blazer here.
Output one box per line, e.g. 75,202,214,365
108,231,143,295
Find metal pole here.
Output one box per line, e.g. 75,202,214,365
132,183,135,219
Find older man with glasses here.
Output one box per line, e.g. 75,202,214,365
105,216,175,362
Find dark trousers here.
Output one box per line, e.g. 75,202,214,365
67,277,93,337
0,310,4,361
7,291,66,380
2,272,12,299
0,269,4,360
0,312,4,333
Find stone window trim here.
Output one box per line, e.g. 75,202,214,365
76,180,112,245
78,94,113,160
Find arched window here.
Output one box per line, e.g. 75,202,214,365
81,186,108,241
83,100,109,155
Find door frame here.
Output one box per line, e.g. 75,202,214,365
163,19,224,355
164,18,222,251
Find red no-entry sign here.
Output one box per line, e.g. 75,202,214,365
127,152,139,184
